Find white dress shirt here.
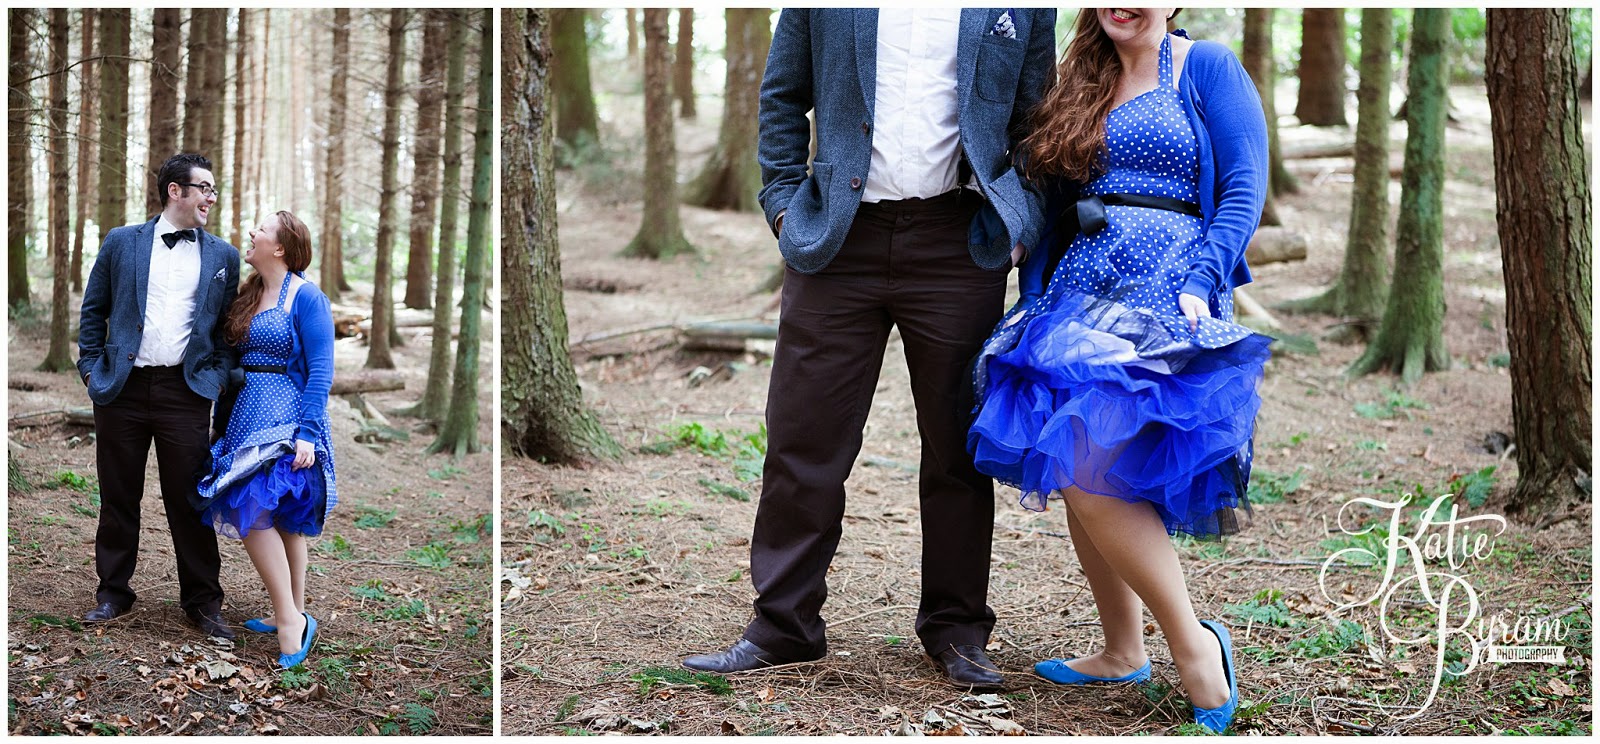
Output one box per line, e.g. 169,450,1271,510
135,215,203,367
862,9,964,204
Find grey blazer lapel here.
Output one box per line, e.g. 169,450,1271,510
132,217,157,320
956,8,991,112
854,8,878,118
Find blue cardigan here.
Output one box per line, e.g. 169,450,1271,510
1017,38,1268,305
283,281,336,446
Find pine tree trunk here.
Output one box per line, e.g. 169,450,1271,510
206,11,230,172
146,9,182,218
404,11,448,310
254,11,271,225
366,9,409,369
429,9,494,459
320,8,349,302
1283,8,1393,331
415,9,471,424
675,8,696,118
287,12,303,216
1242,8,1296,210
684,9,770,212
1295,8,1349,126
8,9,34,310
70,8,95,292
623,10,693,259
182,9,211,154
550,9,600,149
1350,9,1450,383
503,9,623,463
1486,9,1593,522
41,8,73,371
231,9,250,246
98,10,131,236
626,8,639,60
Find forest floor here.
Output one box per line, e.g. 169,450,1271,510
6,282,494,735
504,80,1593,737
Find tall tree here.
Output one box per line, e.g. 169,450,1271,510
206,10,230,170
684,8,770,212
98,10,132,237
626,8,639,60
1282,8,1393,335
405,11,449,310
320,8,350,300
1486,9,1592,522
41,8,73,370
70,7,96,292
366,9,410,370
253,11,271,222
1350,9,1451,382
1242,8,1295,218
146,9,182,218
674,8,696,118
503,9,622,462
8,9,34,310
181,9,212,154
231,9,251,246
412,9,471,423
623,9,693,258
1295,8,1349,126
429,9,493,459
549,9,600,149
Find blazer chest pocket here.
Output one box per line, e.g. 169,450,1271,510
975,36,1024,104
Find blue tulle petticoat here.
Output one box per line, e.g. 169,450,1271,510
967,287,1270,538
200,454,327,539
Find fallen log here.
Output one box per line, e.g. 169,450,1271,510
1283,141,1354,159
680,321,779,353
329,375,405,396
1233,287,1282,332
1245,227,1309,265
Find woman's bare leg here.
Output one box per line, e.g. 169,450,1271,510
243,527,306,655
1061,498,1150,677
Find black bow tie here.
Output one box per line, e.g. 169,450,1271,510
161,229,196,248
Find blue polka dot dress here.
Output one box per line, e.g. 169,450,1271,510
197,273,337,538
967,34,1270,538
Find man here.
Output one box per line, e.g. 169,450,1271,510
684,9,1055,689
77,153,241,639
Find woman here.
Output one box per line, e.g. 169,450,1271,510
967,8,1269,733
197,211,337,670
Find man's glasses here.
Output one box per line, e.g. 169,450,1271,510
177,182,220,198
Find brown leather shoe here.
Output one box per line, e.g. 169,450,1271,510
932,644,1004,691
185,610,237,640
84,602,129,623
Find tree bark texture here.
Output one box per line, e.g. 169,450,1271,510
9,9,33,309
416,10,471,424
405,11,449,310
684,8,770,213
431,9,494,459
1485,9,1593,521
70,7,95,292
42,8,73,371
1242,8,1296,211
1350,9,1450,382
231,9,250,246
1295,8,1349,126
365,9,409,370
181,9,211,154
550,9,600,149
623,9,693,258
98,10,131,236
320,8,350,301
675,8,696,118
502,9,622,463
146,8,182,218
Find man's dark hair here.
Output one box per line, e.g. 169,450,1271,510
156,153,214,207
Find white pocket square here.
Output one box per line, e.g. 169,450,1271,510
213,268,226,280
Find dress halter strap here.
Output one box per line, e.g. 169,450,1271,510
275,272,292,309
1158,33,1174,89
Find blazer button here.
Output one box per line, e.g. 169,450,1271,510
861,122,870,135
850,177,862,189
137,323,143,331
127,353,135,360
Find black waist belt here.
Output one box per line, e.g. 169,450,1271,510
1076,193,1202,235
242,364,287,374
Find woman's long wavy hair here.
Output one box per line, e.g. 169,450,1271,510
224,211,313,345
1020,11,1130,183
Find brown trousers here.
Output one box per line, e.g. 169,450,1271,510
743,189,1009,659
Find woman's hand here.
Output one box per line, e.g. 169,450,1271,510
292,439,316,471
1178,293,1211,333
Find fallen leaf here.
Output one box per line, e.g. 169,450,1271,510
928,723,967,736
986,717,1025,735
720,720,746,735
985,640,1003,652
202,660,240,680
756,687,776,703
1547,678,1576,697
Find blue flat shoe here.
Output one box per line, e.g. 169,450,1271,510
243,618,277,634
1194,620,1238,734
1035,657,1153,685
276,613,317,669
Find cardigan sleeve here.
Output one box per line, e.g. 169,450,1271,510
1181,43,1269,299
293,287,336,445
